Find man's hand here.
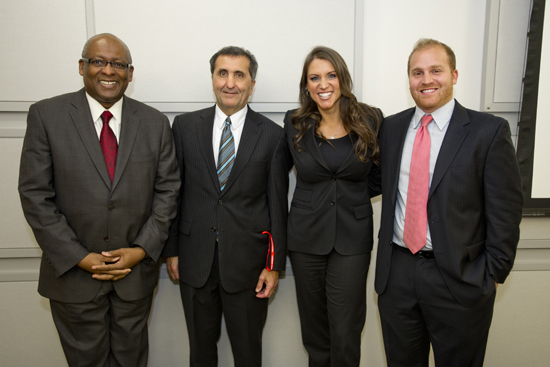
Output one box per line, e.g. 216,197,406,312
255,269,279,298
89,247,147,281
166,256,179,280
78,252,130,281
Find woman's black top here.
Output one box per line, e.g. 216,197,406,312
315,134,356,173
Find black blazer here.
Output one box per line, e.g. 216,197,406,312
163,106,291,293
375,101,523,308
284,109,382,256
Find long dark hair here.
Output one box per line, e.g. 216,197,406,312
291,46,381,163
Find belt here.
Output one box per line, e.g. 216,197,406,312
392,242,435,259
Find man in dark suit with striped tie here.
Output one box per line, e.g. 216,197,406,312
163,46,291,367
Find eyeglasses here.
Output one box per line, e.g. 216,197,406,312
81,58,132,71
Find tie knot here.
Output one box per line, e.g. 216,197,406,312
224,116,232,127
420,114,433,127
101,110,113,124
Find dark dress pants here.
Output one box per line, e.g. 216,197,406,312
289,250,371,367
378,245,495,367
50,280,153,367
179,244,269,367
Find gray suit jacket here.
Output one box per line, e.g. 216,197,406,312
19,88,180,303
375,100,523,308
163,106,291,293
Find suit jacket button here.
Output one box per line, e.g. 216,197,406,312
218,200,223,205
330,201,335,206
103,236,109,241
108,205,115,211
211,227,217,232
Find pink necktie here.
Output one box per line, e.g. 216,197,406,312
100,111,117,182
403,114,433,254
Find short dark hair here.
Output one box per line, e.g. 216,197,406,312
407,38,456,74
209,46,258,81
81,33,132,64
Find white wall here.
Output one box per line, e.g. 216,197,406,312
363,0,487,114
1,1,549,366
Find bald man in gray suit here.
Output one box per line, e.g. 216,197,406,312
18,33,180,367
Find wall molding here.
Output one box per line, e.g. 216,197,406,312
2,241,548,282
0,0,364,114
481,0,532,112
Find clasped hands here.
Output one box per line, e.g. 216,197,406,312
78,247,147,281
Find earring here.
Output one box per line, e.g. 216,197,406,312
305,89,310,96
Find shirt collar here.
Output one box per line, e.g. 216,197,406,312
85,92,124,123
413,98,455,131
214,104,248,130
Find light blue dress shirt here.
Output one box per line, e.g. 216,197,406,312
392,99,455,251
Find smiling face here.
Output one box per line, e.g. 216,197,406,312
79,35,133,109
306,58,341,114
212,55,255,116
408,46,458,114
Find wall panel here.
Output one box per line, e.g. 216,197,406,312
0,1,87,108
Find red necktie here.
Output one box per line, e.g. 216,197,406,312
403,114,433,254
100,111,117,182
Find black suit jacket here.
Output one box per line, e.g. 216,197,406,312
375,101,523,308
19,89,180,303
284,109,381,255
163,106,291,293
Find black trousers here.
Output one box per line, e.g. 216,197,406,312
378,245,495,367
289,250,371,367
179,244,269,367
50,281,153,367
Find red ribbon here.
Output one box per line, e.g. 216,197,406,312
262,231,274,271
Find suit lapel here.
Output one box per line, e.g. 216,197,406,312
221,107,262,195
69,89,112,188
112,96,140,191
429,102,470,197
388,109,414,209
335,139,360,174
198,107,220,191
302,120,331,172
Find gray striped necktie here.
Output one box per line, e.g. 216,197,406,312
217,116,235,190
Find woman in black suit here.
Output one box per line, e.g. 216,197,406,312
285,46,383,367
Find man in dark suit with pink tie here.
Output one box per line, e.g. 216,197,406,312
375,38,523,367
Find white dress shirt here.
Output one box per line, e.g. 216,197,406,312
85,92,123,143
212,104,248,165
393,99,455,251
